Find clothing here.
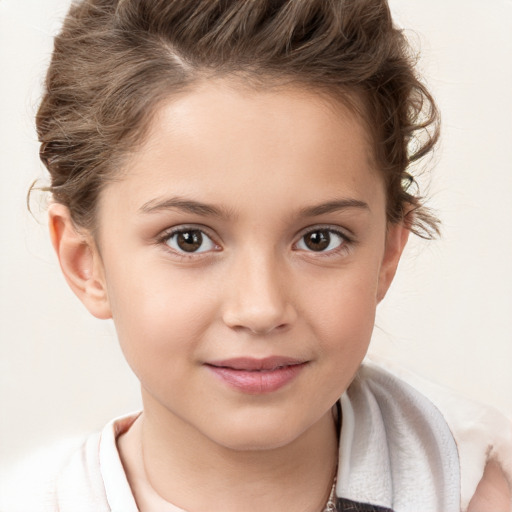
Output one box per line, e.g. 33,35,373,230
337,363,461,511
1,362,510,512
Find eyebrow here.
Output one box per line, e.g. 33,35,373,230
139,196,234,218
299,198,370,217
139,196,369,218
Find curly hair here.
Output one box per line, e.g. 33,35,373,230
36,0,440,237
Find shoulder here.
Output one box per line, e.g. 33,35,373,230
341,362,461,511
363,357,512,512
0,436,87,512
0,412,140,512
467,460,511,512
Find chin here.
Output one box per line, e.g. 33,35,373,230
205,419,306,452
216,434,298,452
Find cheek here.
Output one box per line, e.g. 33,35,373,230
104,259,217,371
299,262,380,353
298,269,379,404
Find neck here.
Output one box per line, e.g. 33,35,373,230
133,391,339,512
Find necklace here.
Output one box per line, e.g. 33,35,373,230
322,474,338,512
322,401,341,511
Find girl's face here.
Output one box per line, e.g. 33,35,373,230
72,81,407,450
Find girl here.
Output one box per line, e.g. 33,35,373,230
2,0,511,511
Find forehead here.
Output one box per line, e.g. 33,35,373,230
100,80,384,219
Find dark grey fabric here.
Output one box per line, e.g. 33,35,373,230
336,497,394,512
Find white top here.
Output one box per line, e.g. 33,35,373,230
338,363,461,511
1,362,511,512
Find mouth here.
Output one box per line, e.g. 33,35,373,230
204,357,308,394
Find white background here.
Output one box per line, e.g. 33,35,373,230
1,0,511,477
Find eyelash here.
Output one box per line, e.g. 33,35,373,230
156,225,354,259
294,226,353,258
157,226,220,259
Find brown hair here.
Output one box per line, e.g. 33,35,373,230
36,0,440,237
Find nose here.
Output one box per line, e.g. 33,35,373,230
222,251,297,335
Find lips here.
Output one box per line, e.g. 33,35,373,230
205,356,307,394
208,356,305,371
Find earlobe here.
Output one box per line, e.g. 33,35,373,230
376,221,410,303
48,203,112,320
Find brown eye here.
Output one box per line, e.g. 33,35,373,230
177,230,202,252
165,229,216,253
297,229,345,252
304,230,330,251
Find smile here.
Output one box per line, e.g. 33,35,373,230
205,357,308,394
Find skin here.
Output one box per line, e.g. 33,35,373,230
467,460,511,512
48,81,509,511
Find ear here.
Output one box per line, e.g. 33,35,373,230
48,203,112,319
376,221,410,303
